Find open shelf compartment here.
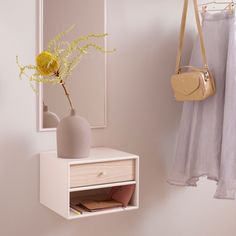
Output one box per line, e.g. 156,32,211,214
69,183,138,219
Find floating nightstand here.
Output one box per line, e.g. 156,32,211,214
40,147,139,219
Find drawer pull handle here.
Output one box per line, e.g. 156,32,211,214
98,171,106,177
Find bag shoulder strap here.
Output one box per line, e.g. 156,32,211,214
175,0,208,74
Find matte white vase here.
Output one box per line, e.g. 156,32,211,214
56,109,91,159
43,105,60,128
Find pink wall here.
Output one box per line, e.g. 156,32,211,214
1,0,236,236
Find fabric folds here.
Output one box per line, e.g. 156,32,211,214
168,12,236,199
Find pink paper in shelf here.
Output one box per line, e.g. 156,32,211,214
109,184,135,207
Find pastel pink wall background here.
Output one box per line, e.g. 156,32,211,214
1,0,236,236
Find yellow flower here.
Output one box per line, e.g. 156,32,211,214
36,51,59,76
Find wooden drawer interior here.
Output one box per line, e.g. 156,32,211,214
70,159,135,188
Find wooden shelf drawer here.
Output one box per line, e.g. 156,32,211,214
70,159,135,188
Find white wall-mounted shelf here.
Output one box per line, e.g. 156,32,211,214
40,147,139,220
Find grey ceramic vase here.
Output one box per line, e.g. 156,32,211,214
43,105,60,128
56,109,91,159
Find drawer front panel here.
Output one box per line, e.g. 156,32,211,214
70,160,135,188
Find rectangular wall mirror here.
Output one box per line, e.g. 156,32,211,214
38,0,107,131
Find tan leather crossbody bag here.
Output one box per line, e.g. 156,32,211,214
171,0,216,101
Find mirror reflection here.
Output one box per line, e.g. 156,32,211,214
40,0,107,130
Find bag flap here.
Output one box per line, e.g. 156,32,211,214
171,72,202,95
